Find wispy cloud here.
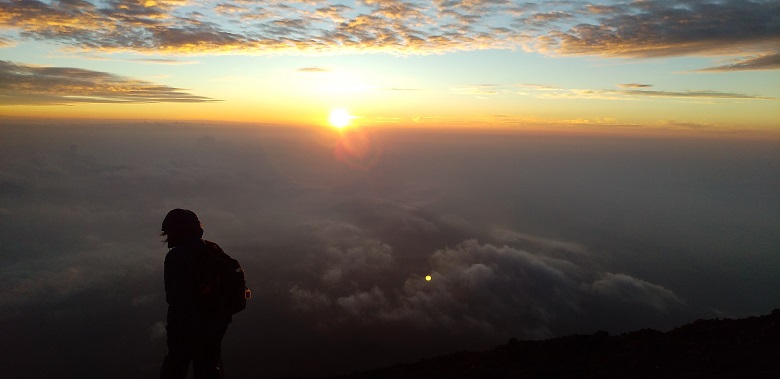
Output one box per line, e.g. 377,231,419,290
0,1,777,71
618,83,653,89
297,67,329,72
616,89,773,100
129,58,198,65
0,35,14,47
696,53,780,72
522,83,773,101
0,60,218,105
451,84,503,96
385,87,419,91
515,83,561,91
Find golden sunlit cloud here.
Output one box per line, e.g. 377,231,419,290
329,108,353,129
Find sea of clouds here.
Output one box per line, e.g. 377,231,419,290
1,121,777,378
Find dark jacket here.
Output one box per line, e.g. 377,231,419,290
164,238,231,329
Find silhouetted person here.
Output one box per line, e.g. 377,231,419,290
160,209,231,379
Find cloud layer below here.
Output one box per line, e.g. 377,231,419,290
1,121,777,377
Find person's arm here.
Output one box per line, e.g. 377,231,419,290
164,247,194,310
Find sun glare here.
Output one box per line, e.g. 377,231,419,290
329,108,353,129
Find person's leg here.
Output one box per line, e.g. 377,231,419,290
192,323,228,379
161,326,193,379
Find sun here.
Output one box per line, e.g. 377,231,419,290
328,108,353,129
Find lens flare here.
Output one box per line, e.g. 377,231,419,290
333,127,381,170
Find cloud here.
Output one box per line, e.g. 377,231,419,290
584,4,625,15
655,120,718,130
521,11,575,27
312,220,395,285
696,53,780,72
618,83,653,88
616,89,773,100
214,3,247,15
591,273,684,311
0,60,218,105
515,83,561,90
314,4,353,23
490,229,588,257
1,266,90,310
128,57,198,65
297,67,329,72
336,286,388,318
361,0,428,21
533,0,780,60
1,121,777,377
382,240,590,337
289,285,332,311
451,84,503,96
289,238,686,339
0,0,776,70
531,86,774,101
385,87,419,91
0,35,14,47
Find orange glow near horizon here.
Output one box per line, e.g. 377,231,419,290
2,100,779,142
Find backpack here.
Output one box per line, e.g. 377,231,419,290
194,240,251,316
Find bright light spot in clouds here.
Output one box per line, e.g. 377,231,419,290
329,108,354,129
425,275,432,281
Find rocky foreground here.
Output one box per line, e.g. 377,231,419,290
328,309,779,378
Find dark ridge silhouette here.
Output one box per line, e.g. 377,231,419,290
319,309,779,379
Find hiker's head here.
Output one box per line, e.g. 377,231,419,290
161,208,203,247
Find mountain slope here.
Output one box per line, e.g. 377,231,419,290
329,309,779,378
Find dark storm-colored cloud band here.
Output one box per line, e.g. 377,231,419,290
0,1,777,70
0,60,218,105
536,0,780,59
